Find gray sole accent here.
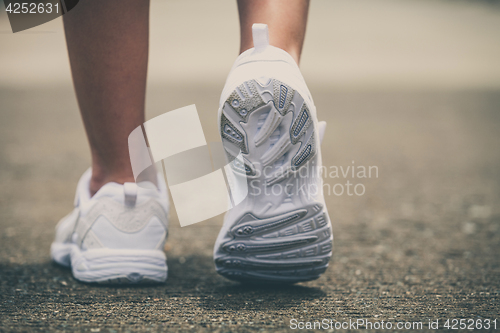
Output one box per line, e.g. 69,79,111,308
217,79,332,284
216,205,332,284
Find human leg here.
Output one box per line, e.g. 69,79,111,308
237,0,309,64
63,0,150,195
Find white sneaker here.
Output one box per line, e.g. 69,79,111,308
51,169,170,284
214,24,333,283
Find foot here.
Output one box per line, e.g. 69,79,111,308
214,24,333,283
51,169,170,284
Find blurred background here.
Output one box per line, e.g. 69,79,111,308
2,0,500,89
1,0,499,331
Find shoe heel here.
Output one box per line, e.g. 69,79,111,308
70,248,167,284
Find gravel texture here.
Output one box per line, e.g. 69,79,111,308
0,84,499,332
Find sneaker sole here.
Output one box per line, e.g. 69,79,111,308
215,78,333,283
51,243,167,284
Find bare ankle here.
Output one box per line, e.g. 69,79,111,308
89,170,135,197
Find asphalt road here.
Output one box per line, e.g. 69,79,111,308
0,83,499,332
1,0,500,331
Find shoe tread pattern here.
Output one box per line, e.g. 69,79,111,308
217,79,332,283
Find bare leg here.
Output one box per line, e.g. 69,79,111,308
237,0,310,64
63,0,150,196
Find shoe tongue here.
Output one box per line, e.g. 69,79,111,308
252,23,269,53
91,181,158,205
234,24,297,69
92,182,127,203
75,168,162,209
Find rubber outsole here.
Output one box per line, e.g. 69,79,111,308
216,78,333,284
51,243,167,284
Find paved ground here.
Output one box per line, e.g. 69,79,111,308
1,0,500,332
0,84,499,332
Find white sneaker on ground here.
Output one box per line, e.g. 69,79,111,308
51,169,169,284
214,24,333,283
